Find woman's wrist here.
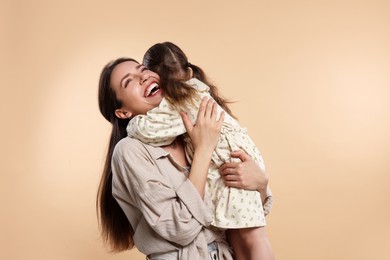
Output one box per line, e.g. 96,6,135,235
194,146,214,159
257,179,269,193
189,150,212,198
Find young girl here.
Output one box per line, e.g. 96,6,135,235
126,42,274,259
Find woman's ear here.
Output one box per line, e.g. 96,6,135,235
115,109,132,119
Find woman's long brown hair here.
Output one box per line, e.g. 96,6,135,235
97,57,137,252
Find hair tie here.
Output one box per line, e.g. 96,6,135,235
187,62,192,67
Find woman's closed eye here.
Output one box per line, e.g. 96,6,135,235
122,66,150,88
124,78,131,88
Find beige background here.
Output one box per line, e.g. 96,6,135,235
1,0,389,259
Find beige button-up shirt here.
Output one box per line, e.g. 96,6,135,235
111,137,233,260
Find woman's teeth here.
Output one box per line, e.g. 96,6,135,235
145,83,160,97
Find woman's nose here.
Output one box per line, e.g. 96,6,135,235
140,73,150,83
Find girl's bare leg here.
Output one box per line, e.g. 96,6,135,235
227,226,274,260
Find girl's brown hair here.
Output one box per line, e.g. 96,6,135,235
143,42,234,116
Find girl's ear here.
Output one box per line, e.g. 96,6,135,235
115,109,132,119
187,67,193,79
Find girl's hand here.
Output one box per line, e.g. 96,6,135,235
219,150,269,193
180,97,225,155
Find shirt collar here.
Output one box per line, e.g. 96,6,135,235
143,143,189,174
142,143,169,160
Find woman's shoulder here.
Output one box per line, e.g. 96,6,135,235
115,136,144,150
113,137,146,159
113,137,168,161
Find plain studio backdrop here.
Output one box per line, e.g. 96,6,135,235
1,0,389,259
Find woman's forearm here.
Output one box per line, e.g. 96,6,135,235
260,188,268,205
188,149,213,198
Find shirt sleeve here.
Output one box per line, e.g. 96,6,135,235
126,98,187,146
111,139,213,246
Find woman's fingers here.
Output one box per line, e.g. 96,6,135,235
223,173,243,189
186,96,224,154
216,106,225,126
219,161,240,174
224,181,241,189
197,96,208,119
180,111,193,133
219,150,249,174
220,163,248,188
180,98,218,133
204,98,211,118
197,97,224,134
223,171,239,180
230,150,250,162
219,150,265,191
198,97,223,119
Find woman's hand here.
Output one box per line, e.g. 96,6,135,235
219,150,269,193
180,97,224,156
180,97,224,198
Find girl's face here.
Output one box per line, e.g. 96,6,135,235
110,61,162,119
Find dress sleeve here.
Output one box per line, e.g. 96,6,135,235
257,160,274,216
111,139,213,246
126,98,187,146
263,186,273,216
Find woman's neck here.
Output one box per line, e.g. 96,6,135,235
162,137,189,168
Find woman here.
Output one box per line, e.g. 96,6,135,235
97,58,272,259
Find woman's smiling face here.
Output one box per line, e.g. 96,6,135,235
110,60,162,119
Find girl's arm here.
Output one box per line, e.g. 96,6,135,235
126,98,187,146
